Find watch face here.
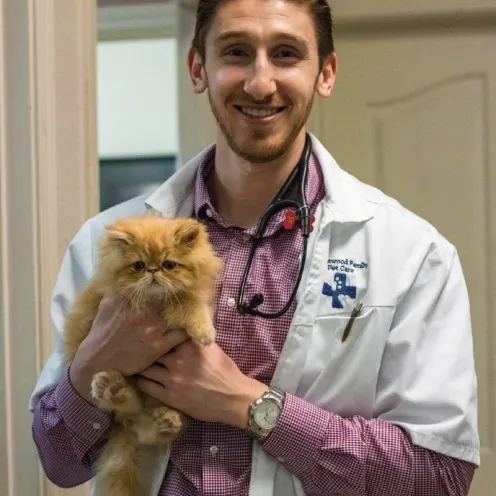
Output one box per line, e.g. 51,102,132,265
253,400,280,429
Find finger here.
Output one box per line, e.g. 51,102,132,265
97,296,131,324
97,296,120,316
158,325,185,337
143,323,181,338
139,364,168,385
159,329,190,354
135,377,168,404
156,354,168,367
90,297,123,333
156,353,173,368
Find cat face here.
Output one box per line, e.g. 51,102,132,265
97,215,221,307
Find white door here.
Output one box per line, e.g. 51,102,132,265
310,10,496,496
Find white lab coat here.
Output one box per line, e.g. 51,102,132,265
29,134,480,496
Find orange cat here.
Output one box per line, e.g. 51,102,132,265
63,214,222,496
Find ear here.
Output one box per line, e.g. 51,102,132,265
104,227,133,247
174,221,202,247
188,48,208,94
316,52,338,98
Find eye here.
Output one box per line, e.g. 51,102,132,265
162,260,177,270
228,47,246,57
222,46,250,60
273,47,299,62
132,261,146,271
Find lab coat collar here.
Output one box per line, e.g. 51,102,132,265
308,134,376,223
144,144,214,217
145,133,376,224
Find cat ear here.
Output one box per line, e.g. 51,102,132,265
174,222,201,247
105,228,133,247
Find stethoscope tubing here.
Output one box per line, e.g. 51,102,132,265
236,134,312,319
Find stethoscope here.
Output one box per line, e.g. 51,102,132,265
237,133,313,319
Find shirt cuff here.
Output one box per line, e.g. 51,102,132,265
55,367,112,454
262,393,330,476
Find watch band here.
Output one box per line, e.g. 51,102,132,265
246,386,286,441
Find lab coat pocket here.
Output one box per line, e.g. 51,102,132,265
314,305,388,350
297,305,395,417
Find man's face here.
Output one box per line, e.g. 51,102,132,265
189,0,336,163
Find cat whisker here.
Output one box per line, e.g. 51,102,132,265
159,279,184,312
124,279,152,311
169,287,184,313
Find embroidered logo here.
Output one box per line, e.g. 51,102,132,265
327,258,368,273
322,273,357,309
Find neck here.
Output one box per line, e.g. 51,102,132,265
207,130,307,229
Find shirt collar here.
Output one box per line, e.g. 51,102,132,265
193,145,325,237
194,147,220,223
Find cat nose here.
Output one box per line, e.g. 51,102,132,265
147,268,159,273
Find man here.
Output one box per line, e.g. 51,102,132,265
30,0,480,494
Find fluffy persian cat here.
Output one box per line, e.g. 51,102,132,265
63,214,222,496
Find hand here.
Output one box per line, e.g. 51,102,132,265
70,297,190,404
135,341,269,429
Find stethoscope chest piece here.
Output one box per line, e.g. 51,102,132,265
282,209,316,233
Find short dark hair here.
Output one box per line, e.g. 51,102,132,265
192,0,334,68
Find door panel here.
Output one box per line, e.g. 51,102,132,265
312,26,495,494
331,0,496,19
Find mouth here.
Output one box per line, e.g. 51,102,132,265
234,105,286,121
148,276,162,288
147,282,165,297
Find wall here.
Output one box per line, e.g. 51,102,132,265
97,38,178,159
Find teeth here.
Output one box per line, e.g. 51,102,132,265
240,107,281,117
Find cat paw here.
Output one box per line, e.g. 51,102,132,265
152,407,183,435
91,371,140,413
135,407,183,444
187,321,216,346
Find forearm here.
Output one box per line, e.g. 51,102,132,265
31,368,112,488
262,394,476,496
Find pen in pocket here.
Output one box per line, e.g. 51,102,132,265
342,301,363,342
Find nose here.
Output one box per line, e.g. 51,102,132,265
243,52,276,101
147,268,159,273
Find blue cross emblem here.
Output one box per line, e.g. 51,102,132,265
322,273,357,309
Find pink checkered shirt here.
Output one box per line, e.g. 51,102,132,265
32,150,476,495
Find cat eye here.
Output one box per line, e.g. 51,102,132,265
162,260,177,270
133,261,146,271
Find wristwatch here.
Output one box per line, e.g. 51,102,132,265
246,387,286,441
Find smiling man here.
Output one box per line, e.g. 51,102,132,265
30,1,479,495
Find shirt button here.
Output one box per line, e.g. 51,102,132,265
227,298,236,307
241,233,251,243
277,456,285,463
205,208,213,218
92,422,102,430
209,445,219,456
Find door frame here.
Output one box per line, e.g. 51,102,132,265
0,1,99,495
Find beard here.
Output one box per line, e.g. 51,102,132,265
207,82,317,163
